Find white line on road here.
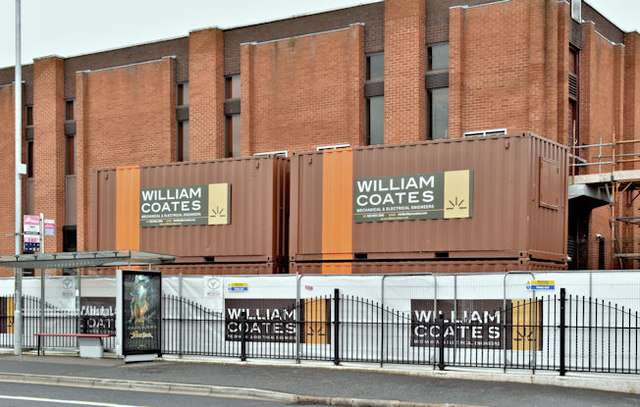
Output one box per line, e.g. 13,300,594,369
0,394,148,406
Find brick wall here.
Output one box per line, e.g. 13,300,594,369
624,33,640,164
224,3,383,75
33,57,65,252
189,28,224,160
449,0,564,141
0,85,16,276
580,22,623,155
76,58,176,251
241,24,364,155
557,2,570,146
384,0,426,144
63,38,188,100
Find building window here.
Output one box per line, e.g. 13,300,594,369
63,226,77,252
365,53,384,145
177,121,190,162
463,128,507,138
65,100,75,121
224,75,241,157
65,135,75,175
427,88,449,140
177,83,189,106
27,140,34,178
428,43,449,72
366,53,384,81
569,47,579,147
317,144,350,151
225,75,241,99
25,105,33,127
254,150,288,157
366,96,384,146
426,43,450,140
225,115,241,157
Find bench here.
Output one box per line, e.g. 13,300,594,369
35,333,114,358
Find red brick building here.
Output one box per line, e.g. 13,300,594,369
0,0,638,274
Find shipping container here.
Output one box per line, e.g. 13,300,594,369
290,133,568,264
90,156,289,264
291,259,567,275
157,263,285,275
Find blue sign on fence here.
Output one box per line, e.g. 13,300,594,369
526,280,555,290
228,283,248,292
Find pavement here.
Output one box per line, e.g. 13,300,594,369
0,352,639,406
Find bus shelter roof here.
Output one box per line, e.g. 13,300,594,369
0,250,175,269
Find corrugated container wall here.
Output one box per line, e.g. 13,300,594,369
90,156,289,264
290,133,568,265
291,260,567,275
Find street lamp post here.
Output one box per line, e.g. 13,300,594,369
14,0,24,357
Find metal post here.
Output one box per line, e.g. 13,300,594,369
14,0,23,357
240,311,247,361
503,271,535,372
76,269,81,334
381,276,386,368
559,288,567,376
334,288,340,366
178,273,183,357
453,275,457,365
438,312,445,370
39,214,45,347
295,273,301,364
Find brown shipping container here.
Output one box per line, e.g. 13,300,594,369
291,260,567,275
90,156,289,263
290,133,568,264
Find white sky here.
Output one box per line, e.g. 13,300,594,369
0,0,638,69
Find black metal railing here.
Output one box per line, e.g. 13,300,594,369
0,295,116,352
2,289,639,375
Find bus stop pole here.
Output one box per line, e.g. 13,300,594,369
40,214,45,340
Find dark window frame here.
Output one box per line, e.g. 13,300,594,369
427,43,449,72
65,135,76,176
65,99,75,121
225,114,242,158
426,88,449,140
177,121,189,162
365,95,384,146
366,52,384,82
25,105,34,127
177,82,189,107
27,140,34,178
225,75,241,100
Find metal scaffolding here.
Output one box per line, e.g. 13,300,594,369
570,134,640,268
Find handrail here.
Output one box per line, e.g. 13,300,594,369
569,136,640,175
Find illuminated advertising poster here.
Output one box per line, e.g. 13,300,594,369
122,270,162,355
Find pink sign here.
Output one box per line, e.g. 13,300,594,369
44,219,55,236
23,215,40,234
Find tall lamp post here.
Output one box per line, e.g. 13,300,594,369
14,0,24,357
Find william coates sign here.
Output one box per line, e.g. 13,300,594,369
140,184,230,227
353,170,473,223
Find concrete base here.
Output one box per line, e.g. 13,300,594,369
124,354,157,363
77,337,104,359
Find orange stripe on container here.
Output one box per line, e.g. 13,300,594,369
116,166,140,251
320,261,353,275
321,149,353,274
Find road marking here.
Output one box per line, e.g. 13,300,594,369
0,394,147,406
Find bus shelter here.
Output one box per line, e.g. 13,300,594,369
0,250,175,353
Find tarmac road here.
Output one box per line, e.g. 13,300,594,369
0,353,639,407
